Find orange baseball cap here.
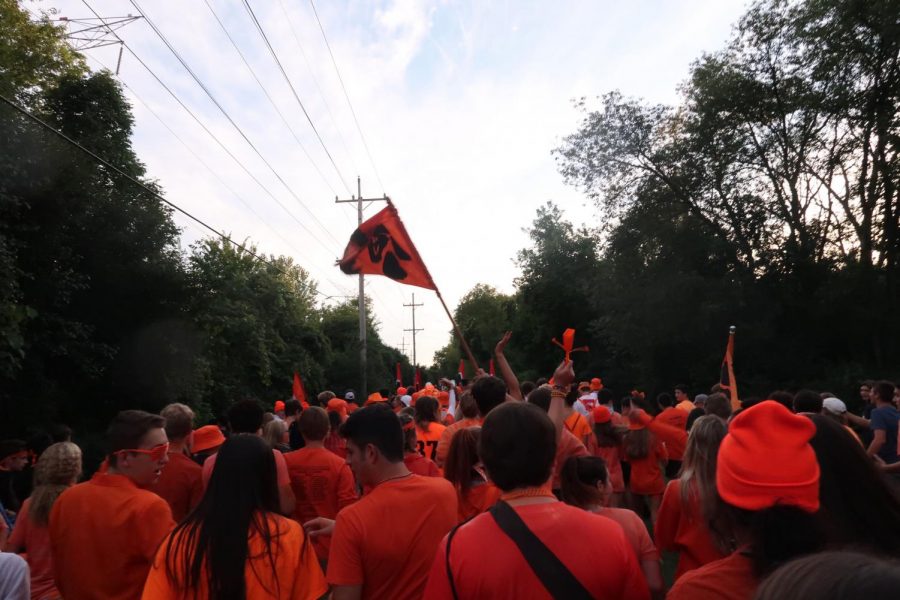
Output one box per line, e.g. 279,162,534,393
397,387,407,396
192,425,225,454
590,377,603,391
274,400,285,412
716,400,820,513
592,406,611,424
326,398,348,416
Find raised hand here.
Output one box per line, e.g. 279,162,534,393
495,331,513,356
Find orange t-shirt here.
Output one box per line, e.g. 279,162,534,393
404,453,442,477
456,481,501,522
284,446,358,561
552,429,590,489
666,550,757,600
654,478,727,579
435,418,481,467
49,473,175,600
676,400,695,412
416,421,446,461
8,498,58,599
142,513,327,600
593,507,659,561
626,437,667,495
593,444,625,493
654,408,688,460
424,501,650,599
150,451,204,522
564,411,594,448
327,474,457,600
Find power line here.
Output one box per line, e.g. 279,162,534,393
308,0,386,194
239,0,353,196
0,92,332,299
78,1,338,258
124,0,343,248
201,0,350,199
85,54,353,296
275,0,360,179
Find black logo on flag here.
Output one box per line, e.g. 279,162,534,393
367,225,412,281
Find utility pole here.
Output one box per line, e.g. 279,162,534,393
403,293,424,369
54,15,142,75
398,337,408,357
335,177,388,400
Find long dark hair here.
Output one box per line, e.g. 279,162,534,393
164,435,282,599
415,396,440,429
444,427,483,496
593,421,626,448
560,456,607,509
808,414,900,556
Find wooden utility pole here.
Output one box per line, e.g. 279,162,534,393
335,177,388,400
403,293,424,368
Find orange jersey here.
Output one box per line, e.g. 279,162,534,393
456,481,501,523
626,438,668,495
655,479,727,580
564,411,594,448
327,474,457,600
149,451,204,522
50,473,175,600
593,507,659,562
593,444,625,493
667,550,757,600
654,408,688,460
404,453,442,477
435,417,481,467
8,498,59,599
415,421,446,461
142,513,327,600
283,446,358,561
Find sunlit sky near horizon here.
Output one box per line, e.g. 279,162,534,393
32,0,750,367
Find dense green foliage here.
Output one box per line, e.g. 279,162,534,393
0,2,409,437
434,0,900,406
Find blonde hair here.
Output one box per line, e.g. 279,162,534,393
30,442,82,526
262,419,286,449
680,416,727,521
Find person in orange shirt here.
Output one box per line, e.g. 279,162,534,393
414,396,446,462
668,401,826,600
623,421,667,524
49,410,175,600
284,406,357,563
443,426,500,522
324,402,349,459
654,393,688,478
143,434,327,600
560,455,663,597
674,384,695,412
399,414,441,477
190,425,224,466
304,403,457,600
436,377,506,467
655,416,728,581
424,370,650,600
591,406,627,507
150,403,203,522
201,400,295,516
7,442,81,600
563,393,594,450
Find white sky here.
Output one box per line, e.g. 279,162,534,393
36,0,749,367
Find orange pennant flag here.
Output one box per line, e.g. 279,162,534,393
338,202,435,290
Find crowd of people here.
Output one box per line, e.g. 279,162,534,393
0,332,899,599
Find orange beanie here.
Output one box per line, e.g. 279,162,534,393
716,400,820,513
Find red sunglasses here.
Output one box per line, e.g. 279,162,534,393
115,442,169,462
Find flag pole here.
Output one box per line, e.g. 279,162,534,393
434,288,480,371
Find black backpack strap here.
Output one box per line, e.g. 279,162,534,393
489,501,593,600
444,519,467,600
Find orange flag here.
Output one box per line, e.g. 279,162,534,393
719,327,739,410
293,372,309,409
338,202,435,290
